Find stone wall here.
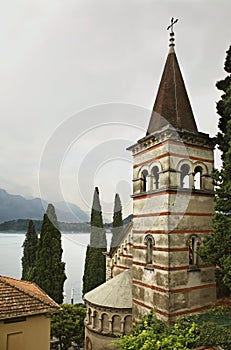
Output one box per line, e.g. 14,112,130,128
130,130,216,322
84,302,132,350
106,223,133,279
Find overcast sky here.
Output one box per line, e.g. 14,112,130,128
1,0,231,219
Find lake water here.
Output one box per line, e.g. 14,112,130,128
0,232,111,304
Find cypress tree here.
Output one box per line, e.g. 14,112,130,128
110,193,123,252
199,46,231,292
82,187,106,295
46,202,59,228
21,220,38,281
33,204,66,303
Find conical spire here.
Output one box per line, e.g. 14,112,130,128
147,28,198,135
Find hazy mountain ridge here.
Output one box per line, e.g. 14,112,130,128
0,189,89,223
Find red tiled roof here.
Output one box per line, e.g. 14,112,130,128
0,275,60,320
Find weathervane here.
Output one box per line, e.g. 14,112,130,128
167,17,179,47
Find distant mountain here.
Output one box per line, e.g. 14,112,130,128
0,189,89,223
53,201,90,223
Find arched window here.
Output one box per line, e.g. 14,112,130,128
141,169,148,192
102,313,109,332
187,235,200,268
147,237,153,264
194,166,203,189
124,315,132,334
152,166,160,190
145,235,154,266
180,164,190,188
87,307,92,325
114,254,117,264
93,310,99,329
112,315,121,334
127,236,131,252
85,337,92,350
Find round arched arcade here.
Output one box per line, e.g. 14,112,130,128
84,270,132,350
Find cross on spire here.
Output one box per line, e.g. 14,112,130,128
167,17,179,47
167,17,178,34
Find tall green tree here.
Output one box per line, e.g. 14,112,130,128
21,220,38,281
33,204,66,304
110,193,123,252
82,187,106,295
199,46,231,292
46,202,59,228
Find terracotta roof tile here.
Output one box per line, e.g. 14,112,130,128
0,275,60,320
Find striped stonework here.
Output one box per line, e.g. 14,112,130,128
128,128,216,323
105,222,133,280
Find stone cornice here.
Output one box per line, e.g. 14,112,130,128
131,187,214,199
127,126,214,156
85,300,132,314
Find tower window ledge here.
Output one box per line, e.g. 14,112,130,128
131,192,147,198
187,265,201,272
148,189,162,195
179,187,193,192
192,188,214,195
131,189,165,198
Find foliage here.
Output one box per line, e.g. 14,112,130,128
199,212,231,291
21,220,38,281
82,187,106,295
0,219,90,233
177,307,231,350
0,219,42,232
110,193,123,252
82,245,106,294
199,45,231,292
118,308,231,350
117,311,199,350
51,303,86,350
216,45,231,157
89,187,107,249
46,203,59,228
33,205,66,304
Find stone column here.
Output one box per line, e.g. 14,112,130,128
87,309,91,325
98,316,103,332
189,172,194,189
109,318,113,333
121,320,125,334
91,312,95,328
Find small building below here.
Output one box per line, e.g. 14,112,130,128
0,275,60,350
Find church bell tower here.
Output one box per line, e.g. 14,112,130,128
128,23,216,323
